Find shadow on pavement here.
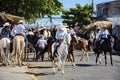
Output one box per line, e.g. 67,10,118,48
26,72,54,76
28,66,52,69
76,64,95,67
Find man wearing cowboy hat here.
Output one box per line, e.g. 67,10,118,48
11,20,28,48
0,22,11,39
98,26,110,51
53,25,66,55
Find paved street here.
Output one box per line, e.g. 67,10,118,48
26,50,120,80
0,66,32,80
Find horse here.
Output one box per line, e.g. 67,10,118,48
66,34,78,66
12,35,25,66
51,33,71,74
76,37,89,61
94,35,113,66
25,34,39,60
35,37,55,61
0,38,10,66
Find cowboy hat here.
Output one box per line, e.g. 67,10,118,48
59,25,64,30
63,23,69,28
102,26,107,28
3,22,10,27
96,26,100,29
18,20,24,24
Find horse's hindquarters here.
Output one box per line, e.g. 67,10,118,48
13,36,25,66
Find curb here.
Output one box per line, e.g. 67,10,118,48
23,65,38,80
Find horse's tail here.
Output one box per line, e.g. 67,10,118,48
15,37,21,55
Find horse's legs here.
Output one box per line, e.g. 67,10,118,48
86,52,89,61
58,54,61,71
104,52,107,66
1,49,5,65
80,49,85,61
61,54,66,74
52,60,56,73
71,52,76,66
109,52,113,66
96,52,100,65
18,50,23,67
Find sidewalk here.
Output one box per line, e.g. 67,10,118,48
0,66,32,80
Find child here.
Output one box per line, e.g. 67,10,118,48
36,35,47,60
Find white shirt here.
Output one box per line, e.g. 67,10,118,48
26,31,34,35
11,24,26,36
99,29,110,38
55,30,66,40
37,38,47,48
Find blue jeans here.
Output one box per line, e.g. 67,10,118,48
24,35,28,49
54,39,59,54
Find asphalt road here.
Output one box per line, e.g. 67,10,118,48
26,50,120,80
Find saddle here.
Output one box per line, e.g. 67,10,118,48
54,39,63,56
58,39,63,46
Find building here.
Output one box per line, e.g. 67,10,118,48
96,0,120,20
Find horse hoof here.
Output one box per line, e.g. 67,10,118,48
99,62,102,64
72,63,76,67
53,71,56,74
80,59,82,61
62,71,64,75
58,69,61,71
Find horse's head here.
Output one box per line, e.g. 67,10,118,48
71,34,78,44
64,33,71,45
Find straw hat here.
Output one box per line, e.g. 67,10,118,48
102,26,107,28
59,25,64,31
18,20,24,24
39,35,44,38
96,26,100,29
3,22,10,27
63,23,69,28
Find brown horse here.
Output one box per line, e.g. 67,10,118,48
12,35,25,66
66,34,78,66
76,37,89,61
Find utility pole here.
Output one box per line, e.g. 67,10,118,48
91,0,94,20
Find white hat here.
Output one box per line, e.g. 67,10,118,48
63,23,69,28
3,22,10,27
18,20,24,24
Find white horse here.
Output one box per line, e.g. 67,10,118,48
0,38,10,65
52,33,71,74
12,35,25,67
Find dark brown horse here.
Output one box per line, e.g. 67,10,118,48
94,35,113,66
25,34,39,60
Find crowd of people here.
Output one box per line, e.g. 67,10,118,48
0,20,119,57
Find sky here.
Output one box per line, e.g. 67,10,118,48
34,0,115,27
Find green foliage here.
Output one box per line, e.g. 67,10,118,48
0,0,63,23
62,4,92,29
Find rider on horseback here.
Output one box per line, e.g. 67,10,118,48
54,25,67,56
99,26,110,51
0,22,11,40
11,20,28,49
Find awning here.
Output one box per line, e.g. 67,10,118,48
0,13,24,25
85,21,112,31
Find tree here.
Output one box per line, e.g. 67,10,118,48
0,0,63,23
62,4,92,29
